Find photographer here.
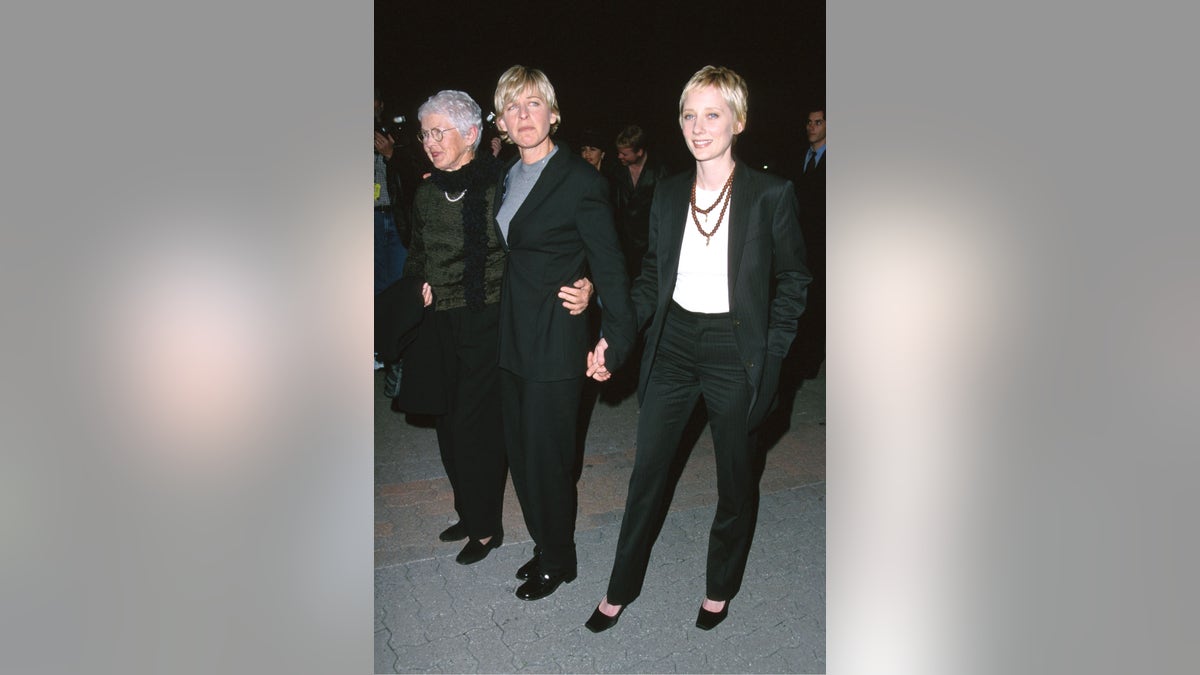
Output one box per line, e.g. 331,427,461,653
375,87,410,298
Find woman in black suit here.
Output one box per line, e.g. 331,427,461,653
585,66,811,632
490,65,638,601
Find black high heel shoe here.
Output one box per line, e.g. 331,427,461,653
695,600,729,630
585,602,626,633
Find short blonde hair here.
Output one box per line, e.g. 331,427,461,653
678,65,748,128
493,65,561,143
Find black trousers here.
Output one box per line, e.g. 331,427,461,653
433,304,506,541
606,302,759,605
501,370,584,575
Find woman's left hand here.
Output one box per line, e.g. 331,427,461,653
587,338,611,381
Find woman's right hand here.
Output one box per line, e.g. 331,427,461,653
421,282,433,307
559,277,593,315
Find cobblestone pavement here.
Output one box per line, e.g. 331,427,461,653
376,373,825,674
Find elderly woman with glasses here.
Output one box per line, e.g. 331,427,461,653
401,89,594,566
490,66,638,601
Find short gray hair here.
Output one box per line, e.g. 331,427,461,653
418,90,482,151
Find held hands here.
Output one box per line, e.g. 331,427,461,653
559,277,594,315
421,282,433,307
586,337,611,381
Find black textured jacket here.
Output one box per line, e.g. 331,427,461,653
404,153,506,312
610,153,670,277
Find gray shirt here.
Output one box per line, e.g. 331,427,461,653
496,145,558,242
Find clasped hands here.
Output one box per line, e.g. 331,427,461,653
586,337,612,381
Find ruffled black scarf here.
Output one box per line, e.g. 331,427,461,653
427,152,501,311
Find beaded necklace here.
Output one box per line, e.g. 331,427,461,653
689,170,734,246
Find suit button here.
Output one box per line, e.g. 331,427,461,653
733,319,741,327
747,361,755,369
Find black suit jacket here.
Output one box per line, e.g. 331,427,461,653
612,153,670,260
796,150,825,277
632,160,811,423
495,146,637,382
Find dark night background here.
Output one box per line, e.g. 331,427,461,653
376,0,824,182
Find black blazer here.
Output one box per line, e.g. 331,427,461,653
796,150,826,278
494,145,637,382
632,160,811,423
611,153,670,252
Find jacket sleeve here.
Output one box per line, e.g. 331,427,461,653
576,171,637,371
749,180,811,430
630,185,664,332
765,180,811,359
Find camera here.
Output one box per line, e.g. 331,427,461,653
376,115,406,139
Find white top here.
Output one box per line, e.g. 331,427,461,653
672,185,731,313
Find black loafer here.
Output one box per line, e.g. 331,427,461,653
438,522,468,542
585,604,626,633
455,535,502,565
515,550,541,580
695,602,729,630
515,570,576,601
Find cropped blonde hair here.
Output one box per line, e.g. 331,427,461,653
493,65,561,143
679,65,749,129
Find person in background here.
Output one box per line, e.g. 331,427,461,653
789,104,826,380
374,87,410,371
578,128,612,175
584,65,810,633
612,124,669,282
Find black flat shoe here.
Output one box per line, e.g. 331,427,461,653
515,549,541,580
515,569,577,601
585,604,626,633
438,522,468,542
455,535,502,565
695,602,729,630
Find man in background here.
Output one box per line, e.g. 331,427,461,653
790,104,826,380
611,125,668,281
374,87,409,374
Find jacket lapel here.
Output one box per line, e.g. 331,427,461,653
661,169,694,298
493,156,517,252
507,147,571,241
726,160,752,307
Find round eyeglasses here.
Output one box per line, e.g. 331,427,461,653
417,127,460,144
